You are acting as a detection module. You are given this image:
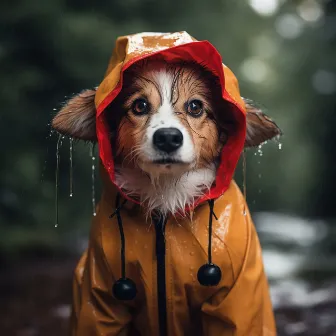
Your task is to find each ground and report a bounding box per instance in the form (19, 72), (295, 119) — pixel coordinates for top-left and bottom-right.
(1, 257), (335, 336)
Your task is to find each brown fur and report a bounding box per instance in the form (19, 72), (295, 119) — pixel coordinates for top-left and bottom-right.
(52, 89), (96, 141)
(244, 99), (282, 147)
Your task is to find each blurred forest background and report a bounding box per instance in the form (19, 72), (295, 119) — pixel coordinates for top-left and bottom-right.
(0, 0), (335, 335)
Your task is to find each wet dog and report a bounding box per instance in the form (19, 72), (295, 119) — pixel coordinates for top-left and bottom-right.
(52, 33), (281, 335)
(52, 59), (280, 216)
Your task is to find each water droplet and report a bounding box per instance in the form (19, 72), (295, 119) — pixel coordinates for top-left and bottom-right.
(189, 266), (194, 271)
(258, 173), (262, 178)
(69, 138), (74, 198)
(278, 143), (282, 150)
(190, 251), (195, 256)
(90, 143), (96, 216)
(258, 189), (262, 194)
(55, 134), (62, 228)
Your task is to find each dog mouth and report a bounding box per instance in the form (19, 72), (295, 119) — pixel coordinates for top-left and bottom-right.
(139, 157), (193, 173)
(152, 158), (185, 165)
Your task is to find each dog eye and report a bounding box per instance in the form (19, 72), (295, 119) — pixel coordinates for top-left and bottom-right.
(131, 98), (149, 115)
(186, 100), (204, 117)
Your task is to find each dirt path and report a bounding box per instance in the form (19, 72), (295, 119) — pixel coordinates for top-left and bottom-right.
(0, 258), (76, 336)
(1, 258), (335, 335)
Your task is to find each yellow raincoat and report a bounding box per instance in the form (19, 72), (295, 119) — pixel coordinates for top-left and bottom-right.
(70, 32), (276, 336)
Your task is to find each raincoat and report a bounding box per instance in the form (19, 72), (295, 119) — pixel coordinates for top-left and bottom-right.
(70, 32), (276, 336)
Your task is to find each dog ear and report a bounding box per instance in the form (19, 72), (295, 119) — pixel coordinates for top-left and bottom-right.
(52, 88), (97, 141)
(243, 98), (282, 147)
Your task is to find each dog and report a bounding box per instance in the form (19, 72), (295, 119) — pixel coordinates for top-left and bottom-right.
(53, 58), (279, 216)
(52, 32), (280, 336)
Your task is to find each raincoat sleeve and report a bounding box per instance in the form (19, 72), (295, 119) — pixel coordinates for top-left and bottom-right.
(70, 218), (132, 336)
(201, 214), (276, 335)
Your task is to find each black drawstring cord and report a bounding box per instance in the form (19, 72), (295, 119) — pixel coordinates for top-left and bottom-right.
(207, 199), (215, 264)
(110, 193), (137, 300)
(197, 198), (222, 286)
(109, 193), (127, 219)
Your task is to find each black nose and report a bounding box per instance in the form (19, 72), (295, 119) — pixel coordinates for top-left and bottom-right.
(153, 128), (183, 153)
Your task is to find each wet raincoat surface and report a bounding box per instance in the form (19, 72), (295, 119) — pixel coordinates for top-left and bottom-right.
(71, 32), (276, 335)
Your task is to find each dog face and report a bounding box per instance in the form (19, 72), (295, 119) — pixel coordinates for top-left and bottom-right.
(106, 60), (229, 177)
(52, 59), (281, 214)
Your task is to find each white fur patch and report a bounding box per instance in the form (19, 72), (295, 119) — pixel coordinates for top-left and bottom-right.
(140, 70), (195, 163)
(115, 165), (216, 216)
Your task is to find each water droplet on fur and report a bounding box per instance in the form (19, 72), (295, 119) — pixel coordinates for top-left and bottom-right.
(90, 143), (96, 216)
(189, 266), (194, 271)
(190, 251), (195, 256)
(55, 134), (63, 228)
(69, 138), (74, 197)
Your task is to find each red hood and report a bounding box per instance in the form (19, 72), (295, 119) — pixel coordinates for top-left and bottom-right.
(94, 32), (246, 211)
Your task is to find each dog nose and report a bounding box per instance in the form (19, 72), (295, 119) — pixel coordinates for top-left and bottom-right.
(153, 128), (183, 153)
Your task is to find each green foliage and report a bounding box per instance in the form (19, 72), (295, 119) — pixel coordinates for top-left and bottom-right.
(0, 0), (335, 254)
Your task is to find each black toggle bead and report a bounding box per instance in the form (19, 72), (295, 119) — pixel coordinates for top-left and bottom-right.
(197, 263), (222, 286)
(112, 278), (137, 300)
